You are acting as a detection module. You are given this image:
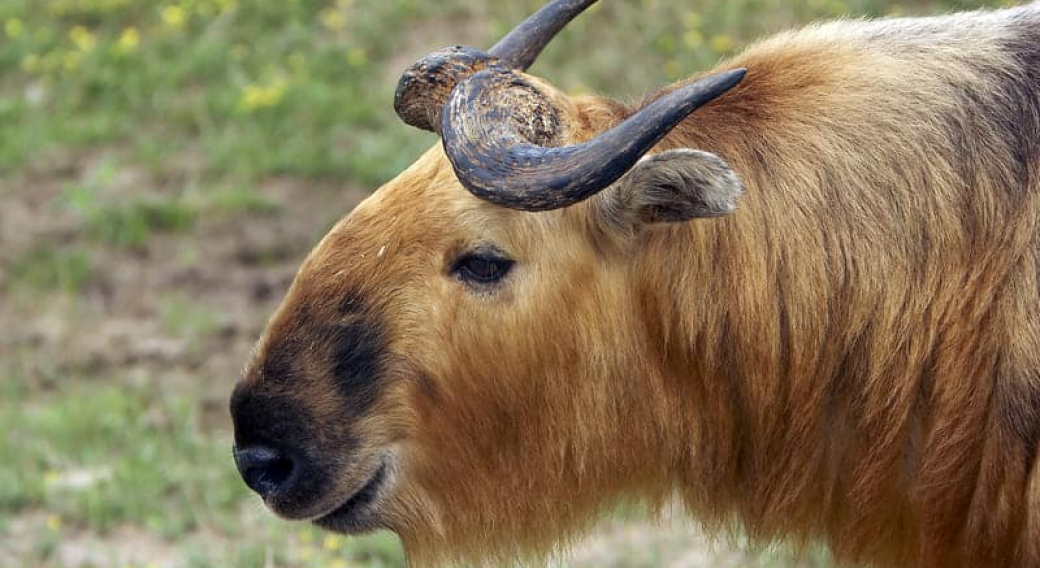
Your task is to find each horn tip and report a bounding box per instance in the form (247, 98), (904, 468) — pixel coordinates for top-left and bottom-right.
(720, 67), (748, 88)
(694, 67), (747, 102)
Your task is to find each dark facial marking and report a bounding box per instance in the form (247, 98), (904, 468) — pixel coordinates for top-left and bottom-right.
(229, 289), (388, 515)
(230, 383), (318, 454)
(232, 289), (389, 448)
(330, 309), (388, 417)
(309, 288), (389, 418)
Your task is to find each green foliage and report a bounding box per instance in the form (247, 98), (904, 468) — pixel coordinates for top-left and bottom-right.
(59, 159), (198, 249)
(7, 245), (94, 293)
(0, 373), (409, 566)
(1, 0), (1013, 188)
(160, 294), (221, 337)
(0, 379), (243, 535)
(206, 186), (282, 215)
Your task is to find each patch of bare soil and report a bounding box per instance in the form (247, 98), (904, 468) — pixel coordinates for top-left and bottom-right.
(0, 149), (370, 428)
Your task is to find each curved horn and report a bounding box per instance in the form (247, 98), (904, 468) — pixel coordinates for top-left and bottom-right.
(394, 0), (599, 132)
(394, 46), (502, 132)
(489, 0), (600, 71)
(441, 68), (747, 211)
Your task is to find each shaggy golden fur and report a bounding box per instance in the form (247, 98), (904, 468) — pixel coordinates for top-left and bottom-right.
(231, 4), (1040, 567)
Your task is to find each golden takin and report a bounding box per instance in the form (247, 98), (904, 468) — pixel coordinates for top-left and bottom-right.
(230, 1), (1040, 566)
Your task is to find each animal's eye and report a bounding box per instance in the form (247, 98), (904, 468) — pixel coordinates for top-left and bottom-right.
(452, 253), (514, 285)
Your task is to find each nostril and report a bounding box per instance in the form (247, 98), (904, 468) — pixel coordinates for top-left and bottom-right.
(244, 456), (294, 496)
(234, 446), (295, 498)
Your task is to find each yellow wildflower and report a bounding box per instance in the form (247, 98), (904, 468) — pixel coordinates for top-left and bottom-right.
(329, 559), (348, 568)
(46, 515), (62, 531)
(161, 5), (188, 28)
(346, 47), (367, 67)
(320, 8), (347, 31)
(682, 11), (702, 29)
(4, 18), (23, 39)
(683, 30), (703, 49)
(63, 51), (82, 70)
(239, 79), (288, 111)
(115, 27), (140, 54)
(710, 34), (734, 54)
(323, 534), (344, 550)
(69, 26), (97, 52)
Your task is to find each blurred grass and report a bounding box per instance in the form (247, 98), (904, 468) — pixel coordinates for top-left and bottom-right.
(0, 0), (1019, 566)
(0, 0), (1013, 187)
(0, 372), (407, 568)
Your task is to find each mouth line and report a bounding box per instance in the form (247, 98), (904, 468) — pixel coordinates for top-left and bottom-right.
(315, 461), (389, 527)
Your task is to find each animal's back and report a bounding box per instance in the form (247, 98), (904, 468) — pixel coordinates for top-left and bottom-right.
(647, 4), (1040, 567)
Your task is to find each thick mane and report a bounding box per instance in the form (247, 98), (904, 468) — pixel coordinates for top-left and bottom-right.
(615, 5), (1040, 567)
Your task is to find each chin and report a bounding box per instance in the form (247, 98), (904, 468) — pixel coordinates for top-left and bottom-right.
(312, 458), (397, 534)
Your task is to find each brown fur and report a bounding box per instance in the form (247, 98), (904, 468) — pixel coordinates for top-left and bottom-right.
(232, 4), (1040, 567)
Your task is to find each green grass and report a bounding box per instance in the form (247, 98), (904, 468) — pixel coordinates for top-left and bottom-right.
(205, 185), (283, 216)
(0, 0), (1013, 188)
(0, 373), (406, 568)
(6, 245), (95, 294)
(0, 377), (239, 535)
(63, 190), (199, 250)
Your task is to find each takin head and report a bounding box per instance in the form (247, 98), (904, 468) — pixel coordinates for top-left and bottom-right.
(230, 0), (745, 563)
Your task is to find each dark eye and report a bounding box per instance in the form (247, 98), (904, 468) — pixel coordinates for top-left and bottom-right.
(452, 253), (514, 284)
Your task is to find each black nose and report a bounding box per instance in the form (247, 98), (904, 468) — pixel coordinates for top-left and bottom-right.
(233, 445), (295, 498)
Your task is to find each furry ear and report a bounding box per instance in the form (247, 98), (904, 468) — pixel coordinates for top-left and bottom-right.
(595, 148), (744, 227)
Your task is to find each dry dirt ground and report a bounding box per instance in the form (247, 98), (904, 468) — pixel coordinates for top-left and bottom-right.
(1, 148), (362, 426)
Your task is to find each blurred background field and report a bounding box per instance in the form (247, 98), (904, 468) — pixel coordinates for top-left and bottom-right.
(0, 0), (1019, 566)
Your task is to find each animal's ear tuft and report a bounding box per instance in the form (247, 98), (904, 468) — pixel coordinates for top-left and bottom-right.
(597, 148), (745, 227)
